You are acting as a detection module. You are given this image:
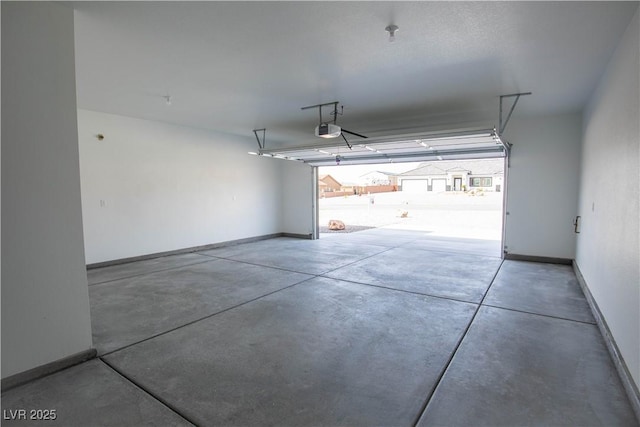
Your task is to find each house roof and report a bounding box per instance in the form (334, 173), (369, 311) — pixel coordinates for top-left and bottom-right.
(400, 159), (504, 177)
(399, 164), (447, 176)
(458, 159), (504, 175)
(319, 174), (342, 187)
(445, 166), (471, 172)
(359, 171), (396, 178)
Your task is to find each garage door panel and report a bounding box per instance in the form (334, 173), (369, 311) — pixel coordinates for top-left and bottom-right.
(402, 180), (428, 193)
(432, 179), (446, 192)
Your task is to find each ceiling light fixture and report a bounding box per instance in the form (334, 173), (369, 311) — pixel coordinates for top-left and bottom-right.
(385, 24), (399, 42)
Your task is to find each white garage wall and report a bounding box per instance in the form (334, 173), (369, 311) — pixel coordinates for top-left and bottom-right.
(2, 2), (93, 378)
(78, 110), (282, 264)
(576, 8), (639, 389)
(503, 113), (582, 259)
(279, 161), (314, 237)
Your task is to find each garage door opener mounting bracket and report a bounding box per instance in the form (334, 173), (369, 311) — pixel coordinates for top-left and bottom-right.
(252, 128), (266, 150)
(499, 92), (532, 136)
(499, 92), (531, 166)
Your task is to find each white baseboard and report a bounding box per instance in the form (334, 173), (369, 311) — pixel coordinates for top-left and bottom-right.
(573, 261), (640, 423)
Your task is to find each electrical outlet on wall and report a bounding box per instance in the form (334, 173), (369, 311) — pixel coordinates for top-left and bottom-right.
(100, 199), (106, 208)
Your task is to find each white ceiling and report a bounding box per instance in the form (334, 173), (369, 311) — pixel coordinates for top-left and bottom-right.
(72, 1), (638, 147)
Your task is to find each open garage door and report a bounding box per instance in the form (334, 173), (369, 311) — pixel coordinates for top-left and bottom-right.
(317, 157), (506, 257)
(257, 128), (509, 166)
(258, 126), (511, 256)
(253, 94), (528, 254)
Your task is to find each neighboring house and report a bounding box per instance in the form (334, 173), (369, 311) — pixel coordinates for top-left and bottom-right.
(340, 182), (358, 193)
(399, 159), (504, 192)
(318, 174), (342, 193)
(358, 171), (399, 187)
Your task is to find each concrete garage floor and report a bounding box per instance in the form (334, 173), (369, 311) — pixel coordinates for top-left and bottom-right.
(2, 230), (637, 426)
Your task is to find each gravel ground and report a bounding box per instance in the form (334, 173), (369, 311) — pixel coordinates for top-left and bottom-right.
(319, 191), (504, 239)
(318, 225), (376, 234)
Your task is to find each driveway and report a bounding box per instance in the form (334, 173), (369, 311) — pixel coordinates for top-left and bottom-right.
(319, 191), (504, 257)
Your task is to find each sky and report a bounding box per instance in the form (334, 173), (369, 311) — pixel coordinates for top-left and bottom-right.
(319, 162), (422, 185)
